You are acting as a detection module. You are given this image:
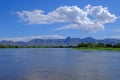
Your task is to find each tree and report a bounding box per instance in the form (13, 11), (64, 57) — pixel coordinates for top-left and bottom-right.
(95, 42), (105, 47)
(87, 42), (94, 47)
(105, 44), (112, 48)
(0, 45), (4, 48)
(77, 42), (88, 47)
(113, 43), (120, 48)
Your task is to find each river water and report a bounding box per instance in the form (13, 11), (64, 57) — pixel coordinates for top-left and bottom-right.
(0, 48), (120, 80)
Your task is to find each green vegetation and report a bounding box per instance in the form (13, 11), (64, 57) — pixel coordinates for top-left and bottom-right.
(0, 45), (75, 48)
(0, 42), (120, 51)
(75, 47), (120, 50)
(75, 42), (120, 50)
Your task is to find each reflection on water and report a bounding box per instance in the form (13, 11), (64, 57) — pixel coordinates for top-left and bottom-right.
(0, 48), (120, 80)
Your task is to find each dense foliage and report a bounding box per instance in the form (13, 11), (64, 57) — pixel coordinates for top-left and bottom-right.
(0, 42), (120, 48)
(77, 42), (120, 48)
(0, 45), (74, 48)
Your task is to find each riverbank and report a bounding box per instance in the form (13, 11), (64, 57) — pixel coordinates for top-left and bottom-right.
(74, 47), (120, 51)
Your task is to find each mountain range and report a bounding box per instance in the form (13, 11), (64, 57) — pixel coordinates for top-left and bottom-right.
(0, 37), (120, 46)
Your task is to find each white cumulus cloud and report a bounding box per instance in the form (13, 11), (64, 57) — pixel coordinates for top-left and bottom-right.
(16, 5), (118, 32)
(0, 35), (65, 42)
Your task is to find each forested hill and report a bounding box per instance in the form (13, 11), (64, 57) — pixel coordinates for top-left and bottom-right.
(0, 37), (120, 46)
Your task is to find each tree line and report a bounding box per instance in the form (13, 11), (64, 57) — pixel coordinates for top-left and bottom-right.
(0, 42), (120, 48)
(0, 45), (74, 48)
(77, 42), (120, 48)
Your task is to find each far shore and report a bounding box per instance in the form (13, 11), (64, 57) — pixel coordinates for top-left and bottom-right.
(0, 47), (120, 51)
(74, 47), (120, 51)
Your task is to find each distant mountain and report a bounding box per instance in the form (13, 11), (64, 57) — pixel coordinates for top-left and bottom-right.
(0, 37), (120, 46)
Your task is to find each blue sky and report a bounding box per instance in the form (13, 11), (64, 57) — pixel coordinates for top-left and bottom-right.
(0, 0), (120, 41)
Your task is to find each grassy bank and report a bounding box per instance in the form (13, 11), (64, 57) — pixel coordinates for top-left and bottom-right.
(74, 47), (120, 51)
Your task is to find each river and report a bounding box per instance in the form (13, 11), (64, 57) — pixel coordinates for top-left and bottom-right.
(0, 48), (120, 80)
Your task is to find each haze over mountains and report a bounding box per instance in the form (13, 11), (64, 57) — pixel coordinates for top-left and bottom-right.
(0, 37), (120, 46)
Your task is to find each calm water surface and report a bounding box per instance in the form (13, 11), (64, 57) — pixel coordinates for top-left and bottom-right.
(0, 48), (120, 80)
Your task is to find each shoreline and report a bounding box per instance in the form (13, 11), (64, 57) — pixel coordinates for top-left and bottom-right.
(0, 47), (120, 51)
(74, 47), (120, 51)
